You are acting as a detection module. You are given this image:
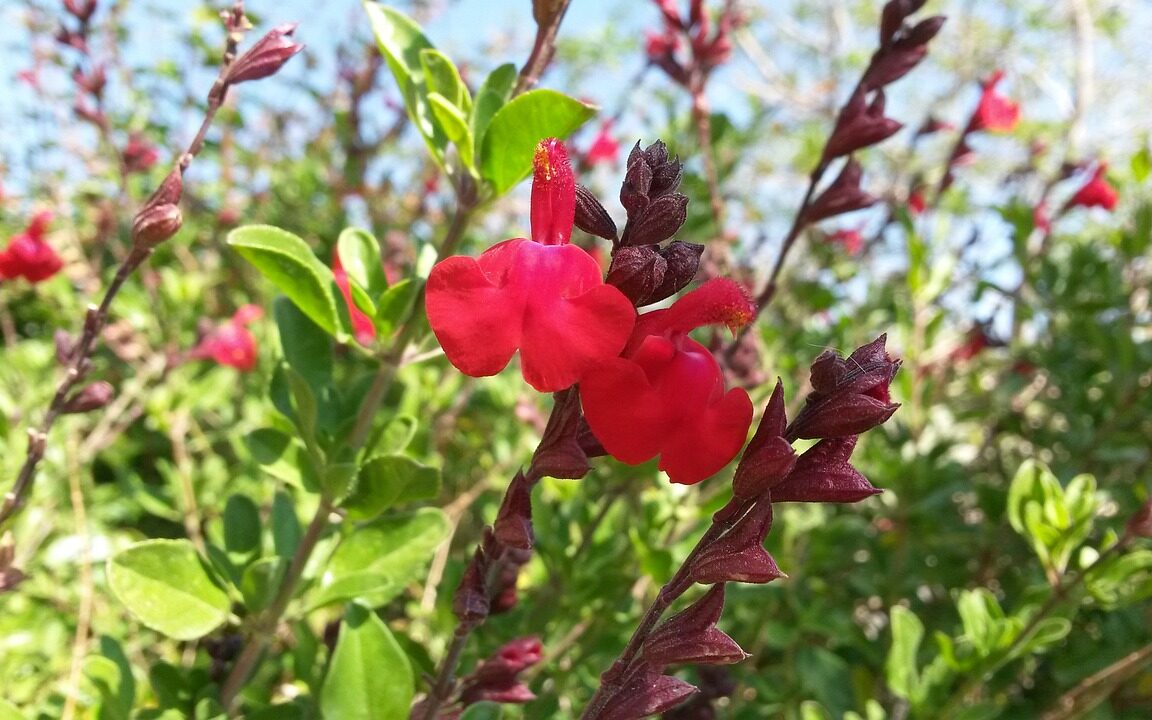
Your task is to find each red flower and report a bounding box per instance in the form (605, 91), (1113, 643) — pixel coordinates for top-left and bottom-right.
(584, 120), (620, 167)
(193, 305), (263, 371)
(970, 70), (1019, 133)
(827, 228), (863, 255)
(425, 139), (635, 393)
(332, 250), (376, 345)
(908, 189), (926, 215)
(0, 211), (63, 283)
(122, 133), (159, 174)
(1033, 202), (1051, 234)
(580, 278), (755, 485)
(1066, 162), (1118, 212)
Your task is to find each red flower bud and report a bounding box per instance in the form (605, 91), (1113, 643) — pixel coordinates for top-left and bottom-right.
(805, 159), (877, 224)
(0, 212), (63, 283)
(493, 471), (535, 550)
(1065, 162), (1118, 212)
(574, 184), (618, 240)
(642, 585), (748, 668)
(61, 381), (114, 414)
(970, 70), (1020, 133)
(770, 436), (881, 503)
(689, 501), (784, 584)
(531, 388), (590, 480)
(733, 381), (797, 498)
(598, 672), (698, 720)
(131, 203), (183, 250)
(824, 89), (903, 160)
(453, 545), (491, 625)
(1126, 500), (1152, 540)
(225, 23), (304, 86)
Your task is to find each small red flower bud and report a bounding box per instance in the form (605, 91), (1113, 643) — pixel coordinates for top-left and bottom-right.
(1065, 162), (1118, 212)
(493, 471), (535, 550)
(574, 184), (618, 240)
(453, 545), (491, 625)
(805, 159), (877, 224)
(642, 585), (748, 669)
(61, 381), (115, 415)
(225, 23), (304, 86)
(1126, 500), (1152, 540)
(770, 436), (881, 503)
(191, 306), (262, 371)
(598, 672), (698, 720)
(733, 381), (797, 498)
(131, 203), (183, 249)
(122, 133), (159, 174)
(63, 0), (97, 22)
(689, 501), (784, 584)
(531, 388), (590, 479)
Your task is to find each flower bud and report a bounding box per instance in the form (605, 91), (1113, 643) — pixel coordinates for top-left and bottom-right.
(493, 471), (534, 550)
(531, 388), (590, 479)
(131, 203), (183, 250)
(453, 544), (490, 625)
(733, 381), (797, 498)
(606, 241), (703, 307)
(824, 89), (903, 160)
(598, 672), (698, 720)
(805, 159), (878, 223)
(574, 184), (618, 240)
(61, 381), (114, 414)
(690, 501), (784, 585)
(225, 23), (304, 86)
(770, 436), (881, 503)
(64, 0), (98, 22)
(1126, 499), (1152, 540)
(642, 585), (748, 669)
(619, 193), (688, 247)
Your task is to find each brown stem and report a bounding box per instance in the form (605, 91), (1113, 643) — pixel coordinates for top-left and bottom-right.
(0, 1), (250, 533)
(219, 497), (334, 714)
(60, 438), (94, 720)
(753, 162), (827, 315)
(513, 0), (573, 96)
(1041, 641), (1152, 720)
(691, 90), (724, 231)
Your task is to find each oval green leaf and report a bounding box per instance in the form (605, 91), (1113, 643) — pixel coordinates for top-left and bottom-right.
(227, 225), (341, 338)
(108, 539), (231, 640)
(320, 603), (414, 719)
(480, 89), (596, 195)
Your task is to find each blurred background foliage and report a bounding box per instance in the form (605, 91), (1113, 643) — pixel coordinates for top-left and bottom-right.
(0, 0), (1149, 718)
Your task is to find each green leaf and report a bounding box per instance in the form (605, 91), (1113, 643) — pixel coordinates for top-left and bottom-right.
(284, 367), (320, 451)
(312, 508), (450, 608)
(321, 603), (414, 719)
(108, 540), (231, 640)
(0, 700), (27, 720)
(1132, 145), (1151, 183)
(420, 49), (470, 112)
(228, 226), (342, 338)
(241, 557), (287, 613)
(336, 228), (387, 297)
(886, 605), (924, 702)
(223, 494), (262, 556)
(83, 655), (132, 720)
(374, 278), (421, 336)
(343, 455), (442, 520)
(471, 63), (517, 155)
(274, 296), (333, 391)
(364, 2), (446, 166)
(272, 491), (302, 558)
(429, 92), (476, 172)
(480, 89), (596, 195)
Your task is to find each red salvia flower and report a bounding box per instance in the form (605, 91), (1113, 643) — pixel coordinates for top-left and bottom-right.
(332, 250), (376, 345)
(1066, 162), (1118, 212)
(121, 133), (159, 174)
(827, 227), (864, 255)
(0, 211), (63, 283)
(908, 188), (926, 215)
(193, 305), (263, 372)
(584, 120), (621, 167)
(580, 278), (755, 485)
(425, 139), (635, 393)
(970, 70), (1020, 133)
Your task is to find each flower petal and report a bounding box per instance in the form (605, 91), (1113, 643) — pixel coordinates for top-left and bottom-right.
(425, 248), (525, 378)
(659, 385), (753, 484)
(579, 356), (670, 464)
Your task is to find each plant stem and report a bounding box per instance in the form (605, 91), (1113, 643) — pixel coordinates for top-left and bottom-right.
(0, 1), (249, 533)
(514, 0), (573, 95)
(219, 497), (334, 713)
(1041, 641), (1152, 720)
(940, 538), (1130, 717)
(580, 496), (756, 719)
(691, 91), (725, 232)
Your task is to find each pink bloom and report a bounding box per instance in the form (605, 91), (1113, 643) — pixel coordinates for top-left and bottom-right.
(0, 211), (63, 283)
(970, 70), (1020, 133)
(827, 228), (864, 255)
(425, 139), (635, 393)
(645, 26), (680, 61)
(193, 305), (263, 371)
(122, 133), (159, 174)
(580, 278), (755, 485)
(584, 120), (620, 167)
(1066, 162), (1118, 212)
(332, 250), (377, 344)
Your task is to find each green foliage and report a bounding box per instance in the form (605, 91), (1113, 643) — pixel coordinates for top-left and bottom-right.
(107, 540), (232, 640)
(320, 603), (414, 719)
